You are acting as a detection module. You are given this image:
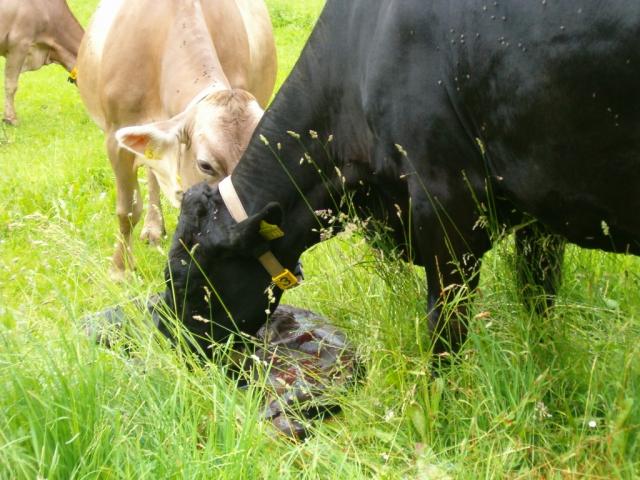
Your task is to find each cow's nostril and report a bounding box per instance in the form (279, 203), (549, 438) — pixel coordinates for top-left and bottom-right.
(197, 159), (216, 175)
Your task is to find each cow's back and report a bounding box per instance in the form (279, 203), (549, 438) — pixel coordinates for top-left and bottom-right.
(77, 0), (169, 130)
(77, 0), (275, 132)
(339, 0), (640, 251)
(232, 0), (277, 106)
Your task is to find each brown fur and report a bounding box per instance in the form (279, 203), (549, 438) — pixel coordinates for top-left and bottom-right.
(0, 0), (83, 124)
(76, 0), (276, 278)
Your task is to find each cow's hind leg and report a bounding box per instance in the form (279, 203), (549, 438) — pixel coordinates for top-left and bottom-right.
(3, 43), (29, 125)
(140, 168), (166, 245)
(106, 133), (143, 279)
(514, 222), (565, 315)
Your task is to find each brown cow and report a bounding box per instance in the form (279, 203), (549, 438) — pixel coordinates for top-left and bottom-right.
(0, 0), (83, 125)
(76, 0), (277, 279)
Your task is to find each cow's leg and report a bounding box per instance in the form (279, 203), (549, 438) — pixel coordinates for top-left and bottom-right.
(411, 180), (491, 355)
(140, 168), (166, 245)
(514, 223), (565, 315)
(423, 240), (485, 355)
(106, 133), (143, 279)
(3, 43), (29, 125)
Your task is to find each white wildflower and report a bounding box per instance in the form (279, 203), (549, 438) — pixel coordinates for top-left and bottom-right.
(534, 401), (552, 420)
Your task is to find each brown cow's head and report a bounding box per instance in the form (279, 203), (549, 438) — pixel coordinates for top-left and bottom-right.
(116, 89), (263, 207)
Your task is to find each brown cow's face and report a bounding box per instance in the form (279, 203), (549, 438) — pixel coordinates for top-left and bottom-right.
(116, 90), (263, 207)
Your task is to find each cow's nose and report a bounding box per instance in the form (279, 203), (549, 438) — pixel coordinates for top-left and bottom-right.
(197, 159), (216, 176)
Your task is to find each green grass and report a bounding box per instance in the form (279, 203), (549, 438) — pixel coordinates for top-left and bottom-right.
(1, 0), (639, 478)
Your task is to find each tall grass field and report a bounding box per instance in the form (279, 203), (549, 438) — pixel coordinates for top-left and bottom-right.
(1, 1), (639, 478)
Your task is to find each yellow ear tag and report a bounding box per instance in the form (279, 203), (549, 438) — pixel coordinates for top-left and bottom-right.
(259, 221), (285, 240)
(68, 67), (78, 84)
(144, 146), (156, 160)
(273, 269), (299, 290)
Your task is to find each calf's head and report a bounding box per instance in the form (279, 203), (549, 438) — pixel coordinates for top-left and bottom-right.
(161, 182), (293, 353)
(116, 89), (263, 207)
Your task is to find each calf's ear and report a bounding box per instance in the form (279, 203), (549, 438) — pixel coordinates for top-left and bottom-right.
(116, 113), (186, 159)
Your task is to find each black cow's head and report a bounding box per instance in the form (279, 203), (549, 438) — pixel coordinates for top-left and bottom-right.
(160, 182), (288, 354)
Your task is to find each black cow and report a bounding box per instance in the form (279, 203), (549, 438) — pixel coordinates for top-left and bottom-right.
(161, 0), (640, 355)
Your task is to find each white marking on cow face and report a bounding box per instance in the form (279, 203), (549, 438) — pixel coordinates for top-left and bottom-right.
(115, 89), (263, 208)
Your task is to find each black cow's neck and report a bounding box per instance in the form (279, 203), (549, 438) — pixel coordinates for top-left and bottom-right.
(229, 22), (350, 246)
(231, 1), (358, 214)
(227, 1), (382, 270)
(230, 80), (334, 268)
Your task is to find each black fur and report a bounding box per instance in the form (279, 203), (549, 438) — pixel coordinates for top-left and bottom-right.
(164, 0), (640, 356)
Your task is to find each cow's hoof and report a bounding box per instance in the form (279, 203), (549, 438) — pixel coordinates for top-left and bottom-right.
(3, 117), (18, 126)
(140, 225), (165, 245)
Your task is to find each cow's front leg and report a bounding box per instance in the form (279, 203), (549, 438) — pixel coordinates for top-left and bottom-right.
(3, 43), (29, 125)
(425, 247), (482, 355)
(514, 222), (565, 315)
(140, 167), (166, 245)
(410, 179), (490, 355)
(106, 134), (143, 279)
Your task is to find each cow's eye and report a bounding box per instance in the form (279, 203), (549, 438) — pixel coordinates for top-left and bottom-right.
(197, 159), (217, 176)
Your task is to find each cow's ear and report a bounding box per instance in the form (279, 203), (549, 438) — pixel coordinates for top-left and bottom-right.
(255, 202), (284, 228)
(116, 115), (184, 159)
(228, 202), (284, 255)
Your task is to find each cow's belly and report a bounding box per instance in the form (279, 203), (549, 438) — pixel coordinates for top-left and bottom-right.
(517, 176), (639, 254)
(491, 140), (640, 254)
(480, 79), (640, 252)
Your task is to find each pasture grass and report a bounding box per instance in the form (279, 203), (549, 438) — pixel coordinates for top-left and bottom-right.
(1, 0), (639, 478)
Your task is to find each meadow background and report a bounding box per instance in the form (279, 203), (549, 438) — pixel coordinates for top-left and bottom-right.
(1, 0), (639, 478)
